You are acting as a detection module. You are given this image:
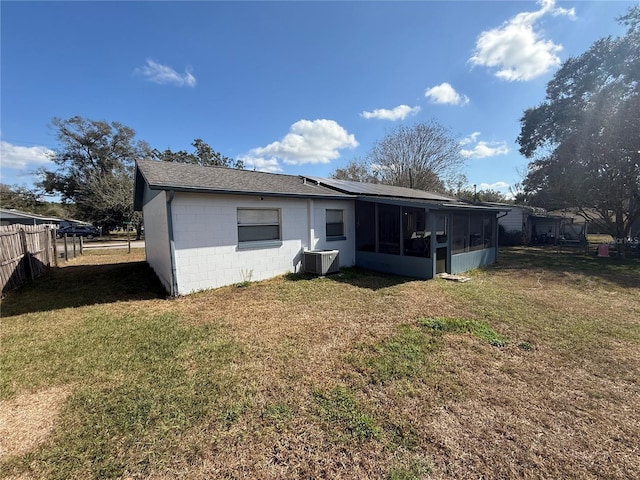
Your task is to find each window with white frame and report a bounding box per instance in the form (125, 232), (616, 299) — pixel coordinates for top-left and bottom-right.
(237, 208), (281, 244)
(326, 209), (345, 240)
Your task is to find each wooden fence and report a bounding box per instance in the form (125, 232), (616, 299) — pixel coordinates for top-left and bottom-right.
(0, 225), (57, 293)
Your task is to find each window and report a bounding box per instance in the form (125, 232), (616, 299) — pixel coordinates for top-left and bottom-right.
(483, 215), (495, 248)
(436, 214), (448, 243)
(378, 204), (400, 254)
(469, 214), (484, 251)
(326, 209), (345, 240)
(450, 213), (496, 253)
(237, 208), (281, 245)
(403, 207), (428, 257)
(356, 201), (376, 252)
(451, 213), (468, 254)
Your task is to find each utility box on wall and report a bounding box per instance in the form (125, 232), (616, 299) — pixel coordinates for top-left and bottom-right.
(303, 250), (340, 275)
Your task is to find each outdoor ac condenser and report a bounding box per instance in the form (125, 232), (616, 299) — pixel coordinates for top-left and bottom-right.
(303, 250), (340, 275)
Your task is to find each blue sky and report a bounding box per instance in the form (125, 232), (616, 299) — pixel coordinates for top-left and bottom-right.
(1, 0), (635, 199)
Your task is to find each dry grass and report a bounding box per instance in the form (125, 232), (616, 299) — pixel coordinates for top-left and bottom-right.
(0, 247), (638, 479)
(0, 386), (72, 459)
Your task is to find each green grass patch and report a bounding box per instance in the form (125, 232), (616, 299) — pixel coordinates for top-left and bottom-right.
(1, 311), (237, 398)
(261, 402), (293, 423)
(418, 317), (507, 347)
(1, 257), (166, 317)
(349, 324), (440, 384)
(387, 456), (434, 480)
(313, 386), (382, 442)
(0, 311), (240, 479)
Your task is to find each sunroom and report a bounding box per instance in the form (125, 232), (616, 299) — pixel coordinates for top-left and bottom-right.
(354, 198), (501, 280)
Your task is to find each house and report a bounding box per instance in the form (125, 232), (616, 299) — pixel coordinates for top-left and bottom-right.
(484, 203), (563, 245)
(134, 160), (505, 295)
(0, 208), (62, 227)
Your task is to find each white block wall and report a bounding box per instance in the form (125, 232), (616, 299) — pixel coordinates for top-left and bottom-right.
(168, 193), (356, 295)
(142, 190), (173, 293)
(310, 199), (356, 266)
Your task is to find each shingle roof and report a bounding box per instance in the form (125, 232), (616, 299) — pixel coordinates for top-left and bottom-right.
(135, 160), (353, 198)
(135, 160), (505, 213)
(303, 176), (457, 202)
(0, 208), (62, 223)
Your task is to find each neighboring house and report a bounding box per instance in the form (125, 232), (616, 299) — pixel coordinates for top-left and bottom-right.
(0, 208), (62, 227)
(134, 160), (505, 295)
(484, 203), (563, 245)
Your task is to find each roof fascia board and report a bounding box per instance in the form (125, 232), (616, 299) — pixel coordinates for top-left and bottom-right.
(355, 196), (442, 209)
(144, 184), (356, 200)
(0, 209), (62, 222)
(355, 196), (506, 212)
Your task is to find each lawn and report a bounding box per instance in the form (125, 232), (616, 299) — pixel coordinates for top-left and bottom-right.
(1, 247), (639, 479)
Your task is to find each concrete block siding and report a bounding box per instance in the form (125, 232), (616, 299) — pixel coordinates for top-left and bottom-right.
(142, 190), (172, 293)
(169, 193), (355, 294)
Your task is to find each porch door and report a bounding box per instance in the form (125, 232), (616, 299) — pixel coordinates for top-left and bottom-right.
(433, 213), (449, 275)
(436, 247), (447, 274)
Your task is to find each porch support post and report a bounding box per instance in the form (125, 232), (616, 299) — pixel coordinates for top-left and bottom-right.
(429, 211), (437, 279)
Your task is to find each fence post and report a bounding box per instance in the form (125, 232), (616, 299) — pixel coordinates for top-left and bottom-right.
(44, 226), (51, 266)
(19, 228), (35, 282)
(52, 229), (58, 266)
(64, 234), (69, 261)
(73, 235), (77, 257)
(79, 235), (83, 255)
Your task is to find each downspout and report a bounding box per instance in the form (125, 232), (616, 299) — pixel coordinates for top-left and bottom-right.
(307, 199), (315, 251)
(166, 189), (179, 296)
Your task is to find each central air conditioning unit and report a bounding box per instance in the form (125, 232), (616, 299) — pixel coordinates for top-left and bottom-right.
(303, 250), (340, 275)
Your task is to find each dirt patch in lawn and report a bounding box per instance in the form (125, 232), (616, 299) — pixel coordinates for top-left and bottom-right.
(0, 385), (72, 459)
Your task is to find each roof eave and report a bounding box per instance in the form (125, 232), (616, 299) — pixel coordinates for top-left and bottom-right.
(144, 183), (356, 200)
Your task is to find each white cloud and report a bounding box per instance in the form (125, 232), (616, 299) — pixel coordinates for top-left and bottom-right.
(479, 181), (510, 190)
(424, 83), (469, 106)
(243, 119), (358, 169)
(361, 104), (421, 120)
(134, 59), (196, 87)
(461, 141), (509, 159)
(460, 132), (481, 146)
(469, 0), (575, 81)
(459, 133), (509, 159)
(0, 141), (55, 169)
(239, 157), (282, 173)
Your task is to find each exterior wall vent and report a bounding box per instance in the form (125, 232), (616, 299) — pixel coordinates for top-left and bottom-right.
(303, 249), (339, 275)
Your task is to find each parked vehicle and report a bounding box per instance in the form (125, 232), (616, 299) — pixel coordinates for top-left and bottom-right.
(56, 225), (100, 239)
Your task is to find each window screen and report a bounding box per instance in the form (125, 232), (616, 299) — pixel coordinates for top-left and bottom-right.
(237, 208), (280, 243)
(326, 209), (344, 238)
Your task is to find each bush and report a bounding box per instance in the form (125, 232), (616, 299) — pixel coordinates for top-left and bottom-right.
(498, 225), (525, 246)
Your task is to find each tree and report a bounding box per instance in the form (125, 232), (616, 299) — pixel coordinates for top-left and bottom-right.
(332, 121), (465, 193)
(1, 183), (74, 218)
(456, 187), (510, 204)
(152, 138), (244, 169)
(39, 116), (151, 233)
(331, 157), (379, 183)
(517, 6), (640, 240)
(1, 184), (41, 211)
